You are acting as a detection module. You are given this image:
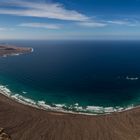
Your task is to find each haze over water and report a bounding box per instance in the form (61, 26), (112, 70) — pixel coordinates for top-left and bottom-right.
(0, 40), (140, 114)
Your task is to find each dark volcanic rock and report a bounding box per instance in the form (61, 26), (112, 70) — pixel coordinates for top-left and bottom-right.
(0, 128), (11, 140)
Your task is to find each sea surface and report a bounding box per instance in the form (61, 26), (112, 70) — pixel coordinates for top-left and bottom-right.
(0, 40), (140, 114)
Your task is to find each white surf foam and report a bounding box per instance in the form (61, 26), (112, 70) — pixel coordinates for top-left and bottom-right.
(22, 91), (27, 94)
(31, 48), (34, 52)
(0, 84), (137, 115)
(126, 76), (139, 81)
(11, 53), (20, 56)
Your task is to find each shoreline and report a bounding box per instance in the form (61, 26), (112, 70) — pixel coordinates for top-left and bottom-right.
(0, 84), (138, 116)
(0, 44), (138, 116)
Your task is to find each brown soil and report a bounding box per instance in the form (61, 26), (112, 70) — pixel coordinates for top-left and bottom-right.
(0, 94), (140, 140)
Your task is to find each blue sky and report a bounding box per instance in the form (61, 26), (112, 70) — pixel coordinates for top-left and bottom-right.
(0, 0), (140, 40)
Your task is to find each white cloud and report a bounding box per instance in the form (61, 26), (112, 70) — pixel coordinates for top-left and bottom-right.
(107, 20), (137, 26)
(19, 22), (60, 29)
(107, 20), (129, 25)
(78, 21), (107, 27)
(0, 0), (89, 21)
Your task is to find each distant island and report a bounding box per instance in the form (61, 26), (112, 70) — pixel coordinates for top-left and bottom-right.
(0, 45), (33, 57)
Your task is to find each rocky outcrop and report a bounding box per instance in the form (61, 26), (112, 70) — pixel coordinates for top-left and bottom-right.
(0, 45), (32, 57)
(0, 128), (11, 140)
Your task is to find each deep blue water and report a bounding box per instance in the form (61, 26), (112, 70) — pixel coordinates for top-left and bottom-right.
(0, 40), (140, 113)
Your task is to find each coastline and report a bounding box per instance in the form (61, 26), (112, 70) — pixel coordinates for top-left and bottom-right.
(0, 44), (138, 115)
(0, 90), (140, 140)
(0, 44), (33, 57)
(0, 84), (135, 116)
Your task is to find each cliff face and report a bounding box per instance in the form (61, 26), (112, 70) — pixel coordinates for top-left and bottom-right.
(0, 128), (11, 140)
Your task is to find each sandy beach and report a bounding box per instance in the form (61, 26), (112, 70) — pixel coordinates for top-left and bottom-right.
(0, 93), (140, 140)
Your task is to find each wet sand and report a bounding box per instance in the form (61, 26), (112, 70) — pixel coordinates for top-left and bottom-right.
(0, 93), (140, 140)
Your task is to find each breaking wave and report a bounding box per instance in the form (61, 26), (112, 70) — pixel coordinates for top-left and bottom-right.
(0, 84), (135, 115)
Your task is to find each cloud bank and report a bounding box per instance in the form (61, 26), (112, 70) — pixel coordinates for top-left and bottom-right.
(0, 0), (89, 21)
(107, 20), (138, 26)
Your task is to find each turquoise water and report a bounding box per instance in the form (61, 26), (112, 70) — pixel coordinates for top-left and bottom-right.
(0, 40), (140, 114)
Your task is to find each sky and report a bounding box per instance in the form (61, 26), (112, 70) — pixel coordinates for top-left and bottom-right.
(0, 0), (140, 40)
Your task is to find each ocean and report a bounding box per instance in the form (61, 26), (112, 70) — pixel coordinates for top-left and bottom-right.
(0, 40), (140, 114)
